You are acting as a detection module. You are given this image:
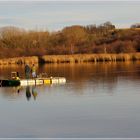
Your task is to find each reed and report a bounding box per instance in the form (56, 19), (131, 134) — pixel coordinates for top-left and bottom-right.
(1, 53), (140, 65)
(39, 53), (140, 63)
(0, 56), (38, 65)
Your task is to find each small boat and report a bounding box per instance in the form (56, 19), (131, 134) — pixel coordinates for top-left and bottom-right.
(0, 79), (20, 87)
(0, 72), (66, 87)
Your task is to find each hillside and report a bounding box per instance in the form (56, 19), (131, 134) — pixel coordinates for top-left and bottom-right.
(0, 22), (140, 58)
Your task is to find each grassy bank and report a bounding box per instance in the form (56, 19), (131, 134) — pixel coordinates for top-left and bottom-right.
(1, 53), (140, 65)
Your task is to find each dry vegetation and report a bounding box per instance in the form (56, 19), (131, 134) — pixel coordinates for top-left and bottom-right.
(39, 53), (140, 63)
(0, 22), (140, 59)
(0, 56), (38, 65)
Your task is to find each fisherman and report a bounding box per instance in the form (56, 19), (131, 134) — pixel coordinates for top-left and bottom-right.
(31, 64), (37, 78)
(25, 64), (30, 79)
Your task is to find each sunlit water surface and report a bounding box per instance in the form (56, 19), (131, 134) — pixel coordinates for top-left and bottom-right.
(0, 62), (140, 138)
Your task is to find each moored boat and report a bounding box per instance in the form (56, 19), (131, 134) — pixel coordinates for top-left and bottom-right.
(0, 72), (66, 87)
(0, 79), (20, 87)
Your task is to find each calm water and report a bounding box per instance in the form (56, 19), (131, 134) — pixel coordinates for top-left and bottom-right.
(0, 62), (140, 138)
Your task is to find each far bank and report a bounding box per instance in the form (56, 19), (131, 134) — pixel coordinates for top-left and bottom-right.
(0, 53), (140, 65)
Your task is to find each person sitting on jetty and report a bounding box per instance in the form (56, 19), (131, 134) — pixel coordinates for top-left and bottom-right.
(25, 64), (30, 79)
(11, 71), (20, 80)
(31, 64), (37, 78)
(16, 72), (20, 80)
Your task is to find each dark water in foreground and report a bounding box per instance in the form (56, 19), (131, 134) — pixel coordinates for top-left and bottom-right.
(0, 62), (140, 138)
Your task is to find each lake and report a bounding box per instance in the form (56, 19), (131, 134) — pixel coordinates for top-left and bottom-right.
(0, 62), (140, 138)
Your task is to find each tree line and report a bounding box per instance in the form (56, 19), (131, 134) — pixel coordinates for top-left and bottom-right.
(0, 22), (140, 58)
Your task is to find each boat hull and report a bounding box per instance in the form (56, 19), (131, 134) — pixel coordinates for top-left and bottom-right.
(0, 80), (20, 87)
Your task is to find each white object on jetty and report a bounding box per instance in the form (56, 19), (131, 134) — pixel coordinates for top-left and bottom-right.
(20, 79), (43, 86)
(51, 77), (66, 84)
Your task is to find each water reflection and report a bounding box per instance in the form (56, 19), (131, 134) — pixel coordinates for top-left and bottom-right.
(22, 86), (38, 101)
(0, 85), (39, 101)
(0, 62), (140, 99)
(32, 86), (38, 100)
(26, 86), (38, 101)
(26, 86), (31, 101)
(13, 86), (21, 94)
(0, 62), (140, 137)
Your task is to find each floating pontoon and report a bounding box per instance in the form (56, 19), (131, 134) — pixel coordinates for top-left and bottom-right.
(20, 77), (66, 86)
(0, 72), (66, 87)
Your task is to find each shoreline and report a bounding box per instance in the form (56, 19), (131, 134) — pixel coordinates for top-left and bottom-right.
(0, 53), (140, 65)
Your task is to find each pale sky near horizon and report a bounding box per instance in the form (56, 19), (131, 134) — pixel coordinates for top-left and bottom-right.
(0, 1), (140, 31)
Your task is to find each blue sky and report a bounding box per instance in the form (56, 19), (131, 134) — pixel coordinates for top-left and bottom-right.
(0, 1), (140, 31)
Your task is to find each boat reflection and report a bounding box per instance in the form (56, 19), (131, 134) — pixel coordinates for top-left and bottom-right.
(6, 85), (38, 101)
